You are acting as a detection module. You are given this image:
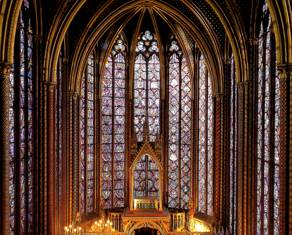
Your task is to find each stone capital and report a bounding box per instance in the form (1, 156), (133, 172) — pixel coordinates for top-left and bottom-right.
(249, 38), (258, 46)
(277, 64), (292, 81)
(214, 92), (224, 99)
(34, 34), (42, 43)
(0, 63), (12, 78)
(224, 57), (231, 65)
(69, 90), (79, 100)
(277, 63), (292, 74)
(48, 82), (57, 92)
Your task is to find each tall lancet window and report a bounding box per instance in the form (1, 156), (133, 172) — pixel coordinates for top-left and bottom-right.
(80, 53), (96, 213)
(9, 0), (34, 232)
(167, 37), (192, 209)
(256, 3), (279, 234)
(134, 30), (160, 142)
(229, 56), (238, 233)
(197, 54), (213, 215)
(101, 37), (126, 209)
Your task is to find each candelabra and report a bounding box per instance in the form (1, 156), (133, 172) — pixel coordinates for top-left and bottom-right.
(91, 218), (114, 232)
(64, 224), (82, 234)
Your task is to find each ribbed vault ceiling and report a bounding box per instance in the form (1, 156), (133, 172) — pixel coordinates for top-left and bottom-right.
(38, 0), (258, 94)
(67, 0), (226, 57)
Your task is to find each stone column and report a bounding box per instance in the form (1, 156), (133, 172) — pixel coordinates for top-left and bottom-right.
(221, 60), (231, 228)
(72, 92), (79, 222)
(277, 64), (292, 234)
(236, 82), (244, 235)
(0, 63), (12, 235)
(65, 91), (79, 225)
(47, 82), (57, 235)
(213, 93), (223, 222)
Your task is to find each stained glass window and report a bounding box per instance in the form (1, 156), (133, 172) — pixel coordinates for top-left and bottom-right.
(9, 0), (34, 232)
(167, 37), (192, 209)
(229, 56), (237, 233)
(256, 3), (279, 234)
(134, 155), (159, 198)
(101, 37), (126, 209)
(197, 54), (213, 215)
(134, 30), (160, 142)
(80, 53), (96, 213)
(9, 69), (15, 234)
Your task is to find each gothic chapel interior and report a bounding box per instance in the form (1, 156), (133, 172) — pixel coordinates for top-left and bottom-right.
(0, 0), (291, 234)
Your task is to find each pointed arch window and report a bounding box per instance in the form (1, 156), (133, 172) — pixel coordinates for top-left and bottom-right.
(229, 56), (238, 233)
(197, 54), (213, 215)
(101, 37), (126, 209)
(9, 0), (34, 232)
(134, 30), (160, 142)
(167, 37), (192, 209)
(256, 3), (279, 234)
(80, 52), (96, 213)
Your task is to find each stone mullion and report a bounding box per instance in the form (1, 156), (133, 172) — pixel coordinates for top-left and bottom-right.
(268, 34), (276, 235)
(13, 25), (22, 234)
(97, 96), (102, 215)
(161, 50), (166, 208)
(47, 82), (57, 235)
(289, 68), (292, 234)
(41, 80), (49, 234)
(192, 49), (200, 212)
(125, 54), (130, 209)
(61, 57), (69, 230)
(94, 52), (100, 213)
(278, 64), (291, 234)
(72, 92), (80, 222)
(161, 99), (167, 206)
(67, 91), (74, 224)
(237, 82), (245, 235)
(243, 81), (252, 235)
(213, 94), (223, 222)
(248, 40), (258, 235)
(163, 52), (169, 208)
(36, 79), (42, 234)
(222, 61), (231, 228)
(0, 63), (12, 235)
(127, 97), (134, 207)
(237, 79), (254, 235)
(32, 34), (42, 235)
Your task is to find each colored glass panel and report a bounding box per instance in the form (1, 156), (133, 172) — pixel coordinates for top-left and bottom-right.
(167, 38), (191, 209)
(257, 4), (279, 234)
(101, 37), (126, 208)
(134, 155), (159, 198)
(198, 55), (213, 215)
